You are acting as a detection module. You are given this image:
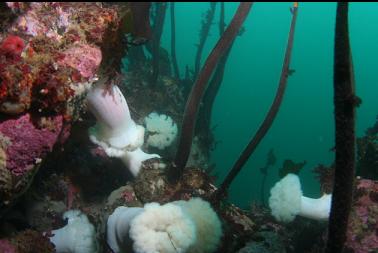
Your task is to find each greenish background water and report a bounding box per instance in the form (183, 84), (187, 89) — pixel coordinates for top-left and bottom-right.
(159, 2), (378, 208)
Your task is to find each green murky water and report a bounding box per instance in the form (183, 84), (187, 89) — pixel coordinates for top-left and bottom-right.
(160, 2), (378, 207)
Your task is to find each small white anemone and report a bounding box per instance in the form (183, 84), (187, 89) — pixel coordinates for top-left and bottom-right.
(49, 210), (98, 253)
(144, 112), (178, 150)
(268, 173), (332, 223)
(87, 82), (145, 157)
(106, 198), (222, 253)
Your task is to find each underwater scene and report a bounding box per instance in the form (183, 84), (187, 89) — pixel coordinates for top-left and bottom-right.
(0, 2), (377, 253)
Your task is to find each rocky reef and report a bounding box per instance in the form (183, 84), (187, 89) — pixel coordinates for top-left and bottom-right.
(345, 178), (378, 253)
(0, 3), (377, 253)
(0, 2), (128, 211)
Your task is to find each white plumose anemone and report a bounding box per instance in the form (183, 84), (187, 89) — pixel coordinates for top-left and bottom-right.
(86, 82), (159, 176)
(269, 173), (332, 223)
(107, 203), (196, 253)
(87, 82), (145, 157)
(106, 198), (223, 253)
(49, 210), (98, 253)
(129, 202), (196, 253)
(144, 112), (178, 150)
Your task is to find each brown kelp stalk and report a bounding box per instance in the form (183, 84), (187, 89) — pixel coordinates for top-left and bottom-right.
(193, 3), (217, 78)
(215, 3), (299, 201)
(219, 2), (226, 33)
(171, 3), (253, 181)
(325, 3), (357, 253)
(151, 2), (167, 85)
(124, 3), (151, 72)
(127, 46), (147, 72)
(170, 2), (180, 79)
(129, 2), (152, 44)
(260, 169), (268, 205)
(196, 2), (233, 148)
(259, 148), (276, 205)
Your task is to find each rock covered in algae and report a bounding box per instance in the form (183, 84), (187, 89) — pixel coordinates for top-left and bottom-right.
(132, 159), (218, 204)
(0, 114), (63, 176)
(0, 2), (128, 115)
(133, 160), (172, 203)
(305, 177), (378, 252)
(0, 229), (55, 253)
(0, 2), (131, 209)
(0, 114), (64, 207)
(0, 147), (12, 203)
(237, 231), (287, 253)
(345, 178), (378, 253)
(0, 239), (17, 253)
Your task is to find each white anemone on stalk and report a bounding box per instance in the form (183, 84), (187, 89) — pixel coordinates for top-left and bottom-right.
(87, 81), (145, 157)
(86, 81), (160, 176)
(269, 173), (332, 223)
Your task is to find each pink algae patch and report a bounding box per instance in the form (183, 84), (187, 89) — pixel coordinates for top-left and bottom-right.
(0, 239), (17, 253)
(58, 43), (102, 79)
(0, 114), (63, 176)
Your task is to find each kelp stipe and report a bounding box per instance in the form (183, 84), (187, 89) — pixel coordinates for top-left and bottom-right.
(193, 3), (217, 79)
(170, 3), (253, 182)
(214, 2), (299, 202)
(325, 3), (358, 253)
(170, 2), (180, 79)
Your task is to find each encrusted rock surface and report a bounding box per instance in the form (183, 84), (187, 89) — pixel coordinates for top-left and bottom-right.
(0, 2), (129, 209)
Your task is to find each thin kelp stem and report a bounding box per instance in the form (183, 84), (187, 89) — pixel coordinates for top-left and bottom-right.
(151, 2), (167, 86)
(219, 2), (225, 33)
(194, 3), (217, 78)
(171, 3), (253, 181)
(325, 3), (356, 253)
(127, 46), (147, 72)
(215, 3), (299, 201)
(170, 2), (180, 79)
(129, 3), (152, 43)
(260, 174), (267, 205)
(197, 2), (232, 148)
